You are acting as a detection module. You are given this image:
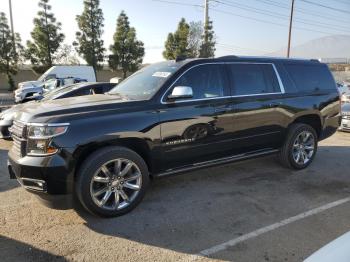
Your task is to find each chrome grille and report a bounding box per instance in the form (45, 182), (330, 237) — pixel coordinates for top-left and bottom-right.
(10, 120), (27, 138)
(10, 120), (27, 158)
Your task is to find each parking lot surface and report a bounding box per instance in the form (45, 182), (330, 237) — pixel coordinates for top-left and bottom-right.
(1, 132), (350, 262)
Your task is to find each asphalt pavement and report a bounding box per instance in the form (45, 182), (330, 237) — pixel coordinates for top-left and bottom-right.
(1, 132), (350, 262)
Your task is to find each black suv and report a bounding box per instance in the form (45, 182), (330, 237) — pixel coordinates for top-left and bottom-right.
(8, 56), (341, 217)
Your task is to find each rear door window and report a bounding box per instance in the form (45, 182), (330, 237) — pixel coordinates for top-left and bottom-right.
(227, 64), (281, 96)
(284, 64), (335, 92)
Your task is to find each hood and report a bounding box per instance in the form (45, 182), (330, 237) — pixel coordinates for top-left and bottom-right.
(15, 94), (141, 123)
(0, 103), (28, 120)
(18, 81), (43, 89)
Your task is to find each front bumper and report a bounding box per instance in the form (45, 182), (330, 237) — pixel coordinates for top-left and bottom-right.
(8, 149), (75, 195)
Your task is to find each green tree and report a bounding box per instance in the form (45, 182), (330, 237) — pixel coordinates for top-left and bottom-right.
(0, 12), (23, 90)
(163, 18), (190, 60)
(109, 11), (145, 79)
(55, 44), (80, 65)
(199, 20), (216, 58)
(188, 21), (203, 58)
(26, 0), (65, 72)
(74, 0), (105, 72)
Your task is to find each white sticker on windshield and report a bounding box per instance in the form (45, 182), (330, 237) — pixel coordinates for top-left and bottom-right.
(152, 72), (171, 78)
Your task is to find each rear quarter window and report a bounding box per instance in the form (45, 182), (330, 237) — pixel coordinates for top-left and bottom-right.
(284, 64), (336, 92)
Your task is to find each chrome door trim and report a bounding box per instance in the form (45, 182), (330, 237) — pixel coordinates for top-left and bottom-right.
(156, 148), (280, 177)
(272, 63), (286, 93)
(160, 62), (286, 105)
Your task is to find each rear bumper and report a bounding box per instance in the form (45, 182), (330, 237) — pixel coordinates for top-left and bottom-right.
(8, 149), (75, 195)
(319, 114), (341, 140)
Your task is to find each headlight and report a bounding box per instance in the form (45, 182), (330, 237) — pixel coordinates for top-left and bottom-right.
(26, 123), (69, 156)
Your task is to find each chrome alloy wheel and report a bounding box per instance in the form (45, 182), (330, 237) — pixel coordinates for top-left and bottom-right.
(292, 131), (315, 165)
(90, 158), (142, 210)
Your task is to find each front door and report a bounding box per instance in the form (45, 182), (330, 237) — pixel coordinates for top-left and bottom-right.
(159, 63), (232, 170)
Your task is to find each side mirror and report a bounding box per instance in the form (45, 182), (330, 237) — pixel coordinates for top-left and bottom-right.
(167, 86), (193, 100)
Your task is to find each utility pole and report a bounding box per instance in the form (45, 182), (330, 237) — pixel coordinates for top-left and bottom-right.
(204, 0), (209, 44)
(8, 0), (16, 54)
(287, 0), (295, 58)
(204, 0), (209, 27)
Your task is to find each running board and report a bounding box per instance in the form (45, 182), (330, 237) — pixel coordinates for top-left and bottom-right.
(156, 148), (280, 177)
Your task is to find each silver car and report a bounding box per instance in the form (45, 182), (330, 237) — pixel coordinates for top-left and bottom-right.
(1, 82), (115, 139)
(340, 103), (350, 132)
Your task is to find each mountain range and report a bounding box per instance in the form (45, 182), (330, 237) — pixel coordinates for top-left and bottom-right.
(268, 35), (350, 58)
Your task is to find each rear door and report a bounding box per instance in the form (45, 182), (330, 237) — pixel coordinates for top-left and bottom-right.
(226, 63), (287, 153)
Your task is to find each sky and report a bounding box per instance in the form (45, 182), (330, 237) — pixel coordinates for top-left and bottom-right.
(2, 0), (350, 63)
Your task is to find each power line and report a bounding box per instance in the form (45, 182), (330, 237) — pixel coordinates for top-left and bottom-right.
(152, 0), (350, 35)
(300, 0), (350, 15)
(214, 0), (350, 33)
(256, 0), (350, 24)
(332, 0), (350, 5)
(222, 0), (350, 29)
(210, 7), (347, 36)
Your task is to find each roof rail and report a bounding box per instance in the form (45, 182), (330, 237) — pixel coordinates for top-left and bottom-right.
(218, 55), (239, 59)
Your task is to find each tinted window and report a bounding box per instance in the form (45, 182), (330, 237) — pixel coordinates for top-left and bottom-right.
(228, 64), (280, 96)
(285, 64), (335, 91)
(172, 64), (226, 100)
(103, 84), (115, 93)
(92, 85), (104, 94)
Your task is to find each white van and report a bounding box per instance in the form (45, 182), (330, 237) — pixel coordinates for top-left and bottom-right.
(18, 65), (96, 89)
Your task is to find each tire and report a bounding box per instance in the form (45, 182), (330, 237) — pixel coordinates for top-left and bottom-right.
(279, 123), (318, 170)
(76, 146), (150, 217)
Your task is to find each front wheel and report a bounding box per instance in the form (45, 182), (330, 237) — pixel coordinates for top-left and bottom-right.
(76, 146), (149, 217)
(279, 123), (318, 170)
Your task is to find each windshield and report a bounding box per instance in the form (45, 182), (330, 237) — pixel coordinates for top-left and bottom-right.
(107, 61), (180, 100)
(37, 74), (46, 81)
(44, 79), (58, 91)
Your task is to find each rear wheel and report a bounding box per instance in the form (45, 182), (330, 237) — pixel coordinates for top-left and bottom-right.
(76, 146), (149, 217)
(279, 123), (318, 169)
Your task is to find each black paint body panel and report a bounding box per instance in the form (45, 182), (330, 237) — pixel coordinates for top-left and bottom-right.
(8, 57), (341, 196)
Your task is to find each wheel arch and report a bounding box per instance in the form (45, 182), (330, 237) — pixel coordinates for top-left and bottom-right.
(290, 113), (322, 138)
(73, 138), (154, 179)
